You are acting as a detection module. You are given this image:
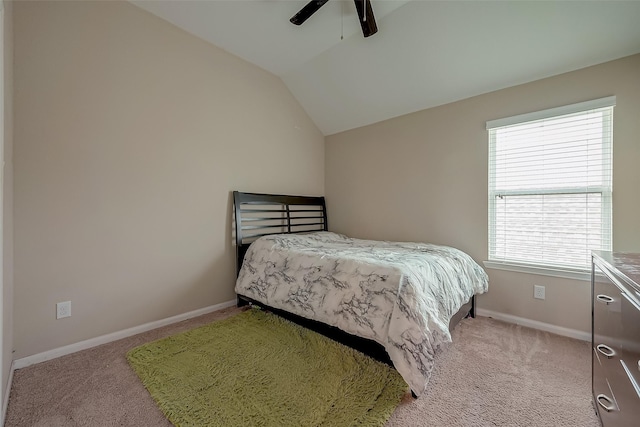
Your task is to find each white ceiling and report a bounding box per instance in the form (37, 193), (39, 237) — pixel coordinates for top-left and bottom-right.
(133, 1), (640, 135)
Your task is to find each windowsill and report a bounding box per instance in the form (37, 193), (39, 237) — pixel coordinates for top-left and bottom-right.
(483, 260), (591, 281)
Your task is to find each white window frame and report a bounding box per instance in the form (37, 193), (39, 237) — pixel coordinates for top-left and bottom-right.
(484, 97), (615, 280)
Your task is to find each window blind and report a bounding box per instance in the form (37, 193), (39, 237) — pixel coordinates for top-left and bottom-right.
(487, 97), (614, 270)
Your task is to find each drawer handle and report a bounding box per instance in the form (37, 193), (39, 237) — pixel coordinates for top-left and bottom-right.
(596, 344), (616, 359)
(596, 294), (614, 304)
(596, 394), (616, 412)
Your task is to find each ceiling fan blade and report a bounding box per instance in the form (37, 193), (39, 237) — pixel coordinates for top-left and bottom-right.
(290, 0), (330, 25)
(353, 0), (377, 37)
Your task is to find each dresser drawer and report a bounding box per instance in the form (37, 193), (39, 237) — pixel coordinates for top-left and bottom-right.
(594, 348), (640, 426)
(593, 347), (617, 408)
(593, 348), (620, 425)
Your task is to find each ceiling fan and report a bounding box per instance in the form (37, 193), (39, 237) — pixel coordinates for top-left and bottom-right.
(290, 0), (378, 38)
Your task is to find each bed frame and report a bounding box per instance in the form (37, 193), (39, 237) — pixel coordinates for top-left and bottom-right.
(233, 191), (475, 371)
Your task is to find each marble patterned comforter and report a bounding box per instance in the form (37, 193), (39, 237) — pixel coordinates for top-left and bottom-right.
(235, 231), (489, 395)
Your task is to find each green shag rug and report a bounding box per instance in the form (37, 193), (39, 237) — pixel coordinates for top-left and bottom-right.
(127, 308), (408, 427)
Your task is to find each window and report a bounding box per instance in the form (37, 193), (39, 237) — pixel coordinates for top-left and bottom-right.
(487, 97), (614, 272)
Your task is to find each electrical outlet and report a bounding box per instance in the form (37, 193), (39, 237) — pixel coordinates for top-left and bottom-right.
(533, 285), (545, 300)
(56, 301), (71, 319)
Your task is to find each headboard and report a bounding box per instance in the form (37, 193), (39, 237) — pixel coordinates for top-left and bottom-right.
(233, 191), (328, 276)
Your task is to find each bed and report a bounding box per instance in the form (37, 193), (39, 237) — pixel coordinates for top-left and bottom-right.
(233, 191), (488, 396)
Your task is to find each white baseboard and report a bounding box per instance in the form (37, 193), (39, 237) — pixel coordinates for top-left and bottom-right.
(475, 308), (590, 342)
(1, 360), (15, 425)
(13, 299), (237, 370)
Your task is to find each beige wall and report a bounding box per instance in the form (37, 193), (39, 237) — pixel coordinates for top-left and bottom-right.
(13, 1), (324, 359)
(3, 0), (13, 411)
(326, 54), (640, 334)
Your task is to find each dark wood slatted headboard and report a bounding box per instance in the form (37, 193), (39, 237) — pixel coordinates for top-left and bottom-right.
(233, 191), (328, 276)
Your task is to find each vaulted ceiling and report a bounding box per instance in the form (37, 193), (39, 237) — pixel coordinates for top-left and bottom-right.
(133, 1), (640, 135)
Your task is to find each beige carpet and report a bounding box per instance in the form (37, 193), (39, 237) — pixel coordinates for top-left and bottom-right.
(5, 306), (599, 427)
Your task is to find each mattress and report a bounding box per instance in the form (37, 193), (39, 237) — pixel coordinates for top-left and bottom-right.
(235, 231), (489, 395)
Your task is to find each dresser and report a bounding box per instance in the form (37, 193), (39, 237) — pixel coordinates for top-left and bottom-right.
(591, 251), (640, 426)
